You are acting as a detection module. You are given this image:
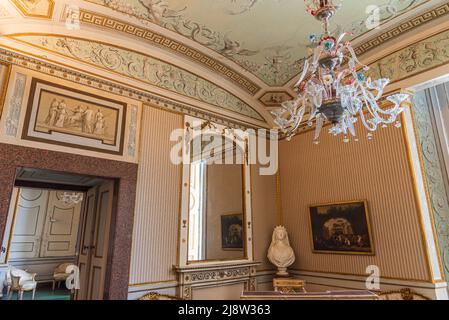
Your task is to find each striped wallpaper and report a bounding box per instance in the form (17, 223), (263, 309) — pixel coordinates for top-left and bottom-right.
(129, 106), (182, 284)
(251, 162), (279, 271)
(279, 122), (431, 281)
(128, 107), (279, 285)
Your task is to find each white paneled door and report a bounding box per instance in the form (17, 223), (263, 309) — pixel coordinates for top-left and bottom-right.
(40, 191), (82, 257)
(8, 189), (49, 260)
(7, 188), (82, 260)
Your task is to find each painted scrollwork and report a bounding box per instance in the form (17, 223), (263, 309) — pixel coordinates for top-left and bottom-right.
(86, 0), (428, 86)
(91, 0), (259, 58)
(5, 73), (27, 137)
(225, 0), (260, 15)
(412, 90), (449, 280)
(128, 105), (138, 157)
(366, 29), (449, 84)
(18, 35), (263, 121)
(346, 0), (424, 35)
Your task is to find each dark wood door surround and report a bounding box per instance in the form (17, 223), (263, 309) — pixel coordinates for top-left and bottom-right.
(0, 143), (138, 300)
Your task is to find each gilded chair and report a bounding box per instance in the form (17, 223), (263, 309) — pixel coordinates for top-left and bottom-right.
(377, 288), (430, 300)
(139, 292), (182, 300)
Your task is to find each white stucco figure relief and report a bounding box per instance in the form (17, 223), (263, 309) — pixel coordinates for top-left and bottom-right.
(267, 226), (295, 276)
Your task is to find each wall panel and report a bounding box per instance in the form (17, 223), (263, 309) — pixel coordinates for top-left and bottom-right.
(251, 162), (278, 271)
(128, 121), (279, 292)
(129, 106), (182, 284)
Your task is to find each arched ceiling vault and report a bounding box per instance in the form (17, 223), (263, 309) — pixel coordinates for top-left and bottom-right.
(0, 0), (447, 128)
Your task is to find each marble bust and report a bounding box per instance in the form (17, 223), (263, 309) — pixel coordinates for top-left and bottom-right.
(267, 226), (295, 276)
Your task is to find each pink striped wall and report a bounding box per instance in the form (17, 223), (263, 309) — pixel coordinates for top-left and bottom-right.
(279, 123), (430, 281)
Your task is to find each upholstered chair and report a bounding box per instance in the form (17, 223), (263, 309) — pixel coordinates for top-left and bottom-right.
(7, 269), (37, 300)
(4, 267), (29, 297)
(52, 263), (72, 291)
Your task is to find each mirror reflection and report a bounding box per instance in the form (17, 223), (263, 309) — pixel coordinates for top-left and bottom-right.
(187, 135), (246, 262)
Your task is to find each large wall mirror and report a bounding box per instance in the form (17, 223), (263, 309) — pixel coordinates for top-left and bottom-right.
(177, 116), (253, 267)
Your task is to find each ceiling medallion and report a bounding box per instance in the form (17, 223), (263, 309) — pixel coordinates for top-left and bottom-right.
(272, 0), (410, 144)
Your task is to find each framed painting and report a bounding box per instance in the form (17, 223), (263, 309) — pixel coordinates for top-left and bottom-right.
(309, 201), (374, 255)
(221, 213), (244, 250)
(22, 78), (126, 155)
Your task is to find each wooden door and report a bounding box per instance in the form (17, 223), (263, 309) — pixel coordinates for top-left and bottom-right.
(40, 191), (82, 257)
(76, 181), (114, 300)
(87, 181), (114, 300)
(8, 188), (49, 260)
(76, 187), (98, 300)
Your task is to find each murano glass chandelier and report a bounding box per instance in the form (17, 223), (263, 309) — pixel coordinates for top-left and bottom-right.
(271, 0), (410, 143)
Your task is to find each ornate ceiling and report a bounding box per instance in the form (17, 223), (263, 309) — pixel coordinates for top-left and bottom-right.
(0, 0), (447, 127)
(86, 0), (429, 86)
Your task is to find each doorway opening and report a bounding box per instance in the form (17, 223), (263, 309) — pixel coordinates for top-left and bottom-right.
(0, 167), (117, 300)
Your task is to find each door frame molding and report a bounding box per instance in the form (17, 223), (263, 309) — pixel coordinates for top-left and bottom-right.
(0, 142), (138, 300)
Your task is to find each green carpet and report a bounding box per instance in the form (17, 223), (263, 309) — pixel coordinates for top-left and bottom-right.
(2, 285), (71, 300)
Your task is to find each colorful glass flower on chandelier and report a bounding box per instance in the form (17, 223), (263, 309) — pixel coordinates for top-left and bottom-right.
(271, 0), (411, 143)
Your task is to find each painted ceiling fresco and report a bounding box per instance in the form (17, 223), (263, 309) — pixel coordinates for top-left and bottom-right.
(86, 0), (429, 86)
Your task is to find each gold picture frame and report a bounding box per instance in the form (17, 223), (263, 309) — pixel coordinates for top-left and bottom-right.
(308, 200), (375, 255)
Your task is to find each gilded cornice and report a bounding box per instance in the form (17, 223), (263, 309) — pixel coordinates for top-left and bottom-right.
(8, 34), (265, 121)
(355, 2), (449, 57)
(74, 9), (261, 96)
(0, 46), (263, 130)
(11, 0), (54, 19)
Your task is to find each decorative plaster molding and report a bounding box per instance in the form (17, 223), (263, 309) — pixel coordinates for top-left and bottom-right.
(11, 0), (54, 19)
(0, 47), (261, 130)
(127, 104), (138, 157)
(8, 34), (264, 121)
(258, 91), (294, 108)
(174, 262), (259, 300)
(355, 2), (449, 57)
(365, 27), (449, 85)
(74, 9), (261, 96)
(5, 72), (26, 137)
(185, 267), (251, 284)
(412, 89), (449, 284)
